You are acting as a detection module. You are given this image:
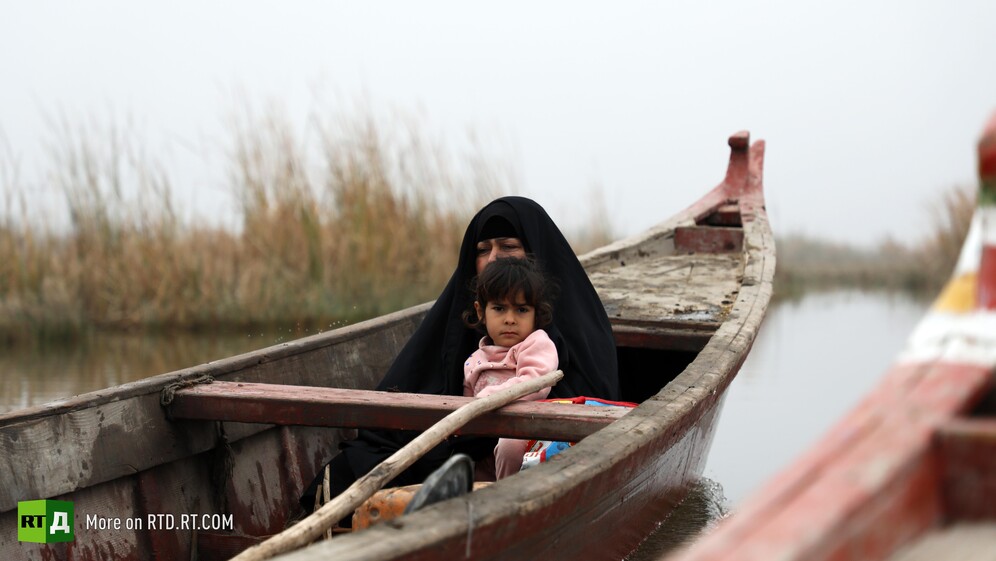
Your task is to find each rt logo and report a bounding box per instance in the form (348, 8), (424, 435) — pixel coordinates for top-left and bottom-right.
(17, 500), (74, 543)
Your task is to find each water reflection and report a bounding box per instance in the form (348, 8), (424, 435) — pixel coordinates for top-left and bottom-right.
(705, 289), (929, 505)
(1, 290), (932, 487)
(0, 289), (933, 558)
(628, 290), (930, 559)
(626, 479), (729, 561)
(0, 331), (288, 413)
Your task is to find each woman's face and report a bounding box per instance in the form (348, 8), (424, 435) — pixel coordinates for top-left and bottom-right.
(475, 237), (526, 275)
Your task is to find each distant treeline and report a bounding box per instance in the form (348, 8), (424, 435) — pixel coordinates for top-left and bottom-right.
(774, 186), (975, 301)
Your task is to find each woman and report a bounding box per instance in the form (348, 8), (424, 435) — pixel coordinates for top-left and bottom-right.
(310, 196), (619, 508)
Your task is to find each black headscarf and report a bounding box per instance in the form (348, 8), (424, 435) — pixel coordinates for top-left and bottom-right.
(376, 196), (618, 399)
(309, 197), (619, 509)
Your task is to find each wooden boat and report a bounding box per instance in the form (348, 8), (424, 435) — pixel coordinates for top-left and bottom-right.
(0, 131), (774, 561)
(664, 117), (996, 561)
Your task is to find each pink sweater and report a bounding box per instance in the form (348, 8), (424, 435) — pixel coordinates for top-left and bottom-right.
(463, 329), (559, 401)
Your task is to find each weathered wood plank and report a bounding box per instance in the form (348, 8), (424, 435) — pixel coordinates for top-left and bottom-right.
(0, 307), (427, 513)
(674, 225), (744, 254)
(938, 417), (996, 520)
(612, 324), (715, 352)
(591, 253), (741, 328)
(167, 381), (630, 442)
(699, 203), (743, 227)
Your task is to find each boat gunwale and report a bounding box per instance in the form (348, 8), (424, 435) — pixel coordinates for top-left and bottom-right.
(0, 301), (435, 427)
(0, 301), (431, 513)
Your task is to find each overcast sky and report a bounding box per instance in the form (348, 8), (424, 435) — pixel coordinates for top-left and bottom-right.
(2, 1), (995, 246)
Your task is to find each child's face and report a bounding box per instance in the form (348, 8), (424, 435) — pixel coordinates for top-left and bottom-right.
(474, 292), (536, 347)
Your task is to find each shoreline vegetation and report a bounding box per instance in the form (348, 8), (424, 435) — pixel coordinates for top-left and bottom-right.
(0, 109), (974, 346)
(0, 108), (614, 346)
(774, 185), (974, 303)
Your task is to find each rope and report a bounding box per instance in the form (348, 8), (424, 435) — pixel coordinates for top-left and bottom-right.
(160, 375), (215, 407)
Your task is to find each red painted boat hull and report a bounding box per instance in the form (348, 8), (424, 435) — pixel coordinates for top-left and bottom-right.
(665, 113), (996, 561)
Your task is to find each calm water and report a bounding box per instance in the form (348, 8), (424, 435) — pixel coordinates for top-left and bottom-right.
(705, 289), (928, 505)
(0, 331), (275, 413)
(631, 289), (929, 558)
(1, 289), (931, 556)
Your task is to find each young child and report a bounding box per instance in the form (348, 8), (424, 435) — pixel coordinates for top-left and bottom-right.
(463, 256), (559, 478)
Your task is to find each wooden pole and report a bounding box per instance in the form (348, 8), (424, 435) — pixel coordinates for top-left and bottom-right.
(231, 370), (564, 561)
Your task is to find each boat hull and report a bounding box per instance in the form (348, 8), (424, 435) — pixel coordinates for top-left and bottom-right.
(1, 133), (774, 561)
(665, 115), (996, 561)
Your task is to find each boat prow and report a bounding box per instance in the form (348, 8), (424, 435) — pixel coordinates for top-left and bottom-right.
(664, 114), (996, 561)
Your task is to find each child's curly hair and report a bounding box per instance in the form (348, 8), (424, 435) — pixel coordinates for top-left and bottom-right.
(463, 256), (557, 331)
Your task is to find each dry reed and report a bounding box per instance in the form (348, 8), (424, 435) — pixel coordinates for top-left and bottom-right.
(0, 107), (512, 342)
(12, 106), (972, 342)
(914, 184), (976, 280)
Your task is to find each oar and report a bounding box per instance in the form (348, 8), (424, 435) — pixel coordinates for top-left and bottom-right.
(231, 369), (564, 561)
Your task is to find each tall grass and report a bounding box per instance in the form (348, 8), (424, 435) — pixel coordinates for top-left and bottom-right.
(914, 185), (976, 280)
(0, 108), (512, 343)
(6, 105), (973, 342)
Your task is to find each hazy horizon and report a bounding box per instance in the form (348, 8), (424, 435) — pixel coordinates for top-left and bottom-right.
(3, 1), (995, 248)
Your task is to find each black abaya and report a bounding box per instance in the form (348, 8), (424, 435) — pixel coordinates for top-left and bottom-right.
(306, 196), (619, 509)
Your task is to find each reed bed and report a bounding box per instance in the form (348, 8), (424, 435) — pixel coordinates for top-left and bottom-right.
(0, 109), (513, 343)
(774, 184), (976, 300)
(4, 104), (970, 344)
